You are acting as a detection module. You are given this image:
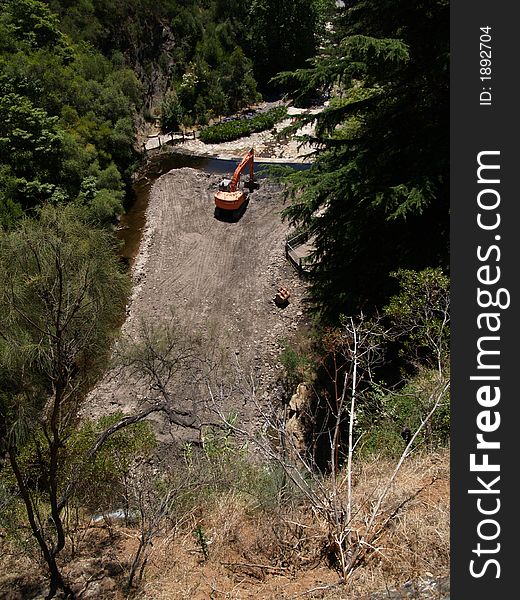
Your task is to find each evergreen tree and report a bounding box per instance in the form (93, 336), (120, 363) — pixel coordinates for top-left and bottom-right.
(248, 0), (318, 91)
(0, 204), (130, 597)
(277, 0), (449, 321)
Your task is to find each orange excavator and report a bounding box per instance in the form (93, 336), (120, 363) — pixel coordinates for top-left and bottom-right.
(214, 148), (259, 219)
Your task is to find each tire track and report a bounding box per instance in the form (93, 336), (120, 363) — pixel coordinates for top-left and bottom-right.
(85, 168), (307, 442)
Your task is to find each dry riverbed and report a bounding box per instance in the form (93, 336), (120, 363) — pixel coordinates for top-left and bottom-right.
(84, 168), (308, 445)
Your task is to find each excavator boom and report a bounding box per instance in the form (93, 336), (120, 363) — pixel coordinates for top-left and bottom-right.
(229, 148), (254, 191)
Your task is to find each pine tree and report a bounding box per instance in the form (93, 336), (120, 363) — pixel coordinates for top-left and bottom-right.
(277, 0), (449, 321)
(248, 0), (319, 90)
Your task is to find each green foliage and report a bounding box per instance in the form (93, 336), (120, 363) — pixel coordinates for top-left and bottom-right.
(313, 0), (336, 26)
(370, 268), (450, 453)
(173, 425), (294, 519)
(277, 0), (449, 322)
(248, 0), (319, 90)
(159, 2), (261, 127)
(0, 204), (131, 592)
(87, 189), (124, 226)
(0, 93), (62, 195)
(0, 412), (156, 551)
(3, 0), (64, 49)
(193, 524), (210, 561)
(385, 268), (450, 372)
(161, 92), (184, 131)
(360, 368), (450, 457)
(46, 0), (262, 130)
(0, 166), (23, 229)
(199, 107), (286, 143)
(0, 204), (129, 440)
(279, 339), (313, 390)
(66, 413), (156, 512)
(0, 0), (142, 227)
(72, 162), (125, 225)
(307, 268), (450, 462)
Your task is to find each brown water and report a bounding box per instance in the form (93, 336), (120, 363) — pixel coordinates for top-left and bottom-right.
(117, 178), (150, 265)
(116, 153), (218, 265)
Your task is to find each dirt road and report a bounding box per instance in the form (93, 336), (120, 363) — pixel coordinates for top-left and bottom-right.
(85, 168), (307, 444)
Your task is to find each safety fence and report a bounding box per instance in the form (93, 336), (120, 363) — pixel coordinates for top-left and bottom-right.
(285, 231), (315, 274)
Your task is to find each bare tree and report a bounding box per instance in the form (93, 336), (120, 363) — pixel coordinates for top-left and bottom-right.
(126, 480), (177, 589)
(208, 314), (449, 583)
(114, 314), (222, 437)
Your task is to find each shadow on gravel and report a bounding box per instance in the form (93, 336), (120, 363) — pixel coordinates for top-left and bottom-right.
(213, 198), (250, 222)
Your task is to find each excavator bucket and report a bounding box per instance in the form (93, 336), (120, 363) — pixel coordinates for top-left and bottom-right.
(243, 179), (260, 192)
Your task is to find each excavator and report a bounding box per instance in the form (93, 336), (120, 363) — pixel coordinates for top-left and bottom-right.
(214, 148), (259, 219)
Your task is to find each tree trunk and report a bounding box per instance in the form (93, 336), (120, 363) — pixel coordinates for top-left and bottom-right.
(8, 449), (75, 598)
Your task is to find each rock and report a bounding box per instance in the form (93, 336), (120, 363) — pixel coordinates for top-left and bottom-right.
(81, 576), (117, 599)
(289, 383), (309, 415)
(286, 383), (312, 454)
(67, 558), (103, 581)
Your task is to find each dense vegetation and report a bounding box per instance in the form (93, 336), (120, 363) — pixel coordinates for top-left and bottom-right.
(199, 106), (287, 143)
(277, 0), (449, 321)
(159, 0), (334, 127)
(0, 0), (144, 228)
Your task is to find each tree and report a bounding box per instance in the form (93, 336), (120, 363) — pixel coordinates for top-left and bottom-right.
(0, 204), (129, 598)
(276, 0), (449, 321)
(115, 315), (211, 435)
(0, 0), (144, 227)
(161, 91), (184, 131)
(210, 319), (449, 583)
(248, 0), (318, 91)
(0, 92), (63, 207)
(3, 0), (63, 48)
(384, 267), (450, 374)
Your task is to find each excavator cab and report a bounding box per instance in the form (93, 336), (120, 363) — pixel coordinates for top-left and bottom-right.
(218, 178), (233, 192)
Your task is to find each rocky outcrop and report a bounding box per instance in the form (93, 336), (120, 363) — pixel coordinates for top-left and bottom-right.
(286, 383), (312, 453)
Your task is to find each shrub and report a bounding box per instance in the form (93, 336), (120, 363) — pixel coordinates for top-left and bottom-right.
(199, 106), (287, 143)
(279, 339), (313, 391)
(360, 368), (450, 457)
(160, 92), (183, 131)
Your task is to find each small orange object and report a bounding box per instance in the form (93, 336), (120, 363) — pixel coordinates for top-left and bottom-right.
(274, 287), (291, 306)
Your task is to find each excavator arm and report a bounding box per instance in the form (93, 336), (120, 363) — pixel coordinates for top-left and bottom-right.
(229, 148), (254, 191)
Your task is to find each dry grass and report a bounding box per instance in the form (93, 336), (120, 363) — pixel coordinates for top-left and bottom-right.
(0, 449), (449, 599)
(134, 448), (449, 599)
(342, 451), (449, 597)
